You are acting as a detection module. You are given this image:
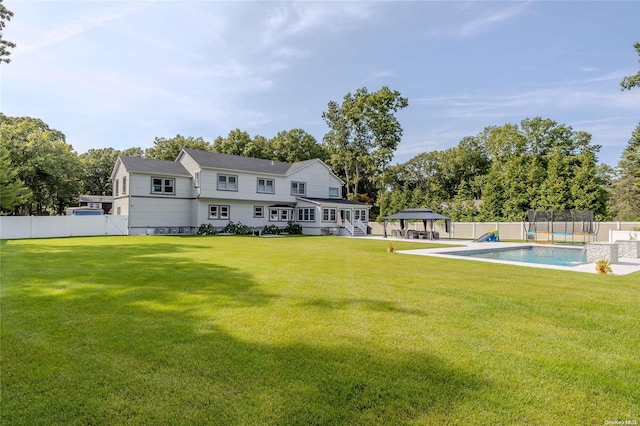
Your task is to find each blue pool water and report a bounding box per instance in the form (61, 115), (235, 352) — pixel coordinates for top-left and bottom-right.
(447, 246), (587, 267)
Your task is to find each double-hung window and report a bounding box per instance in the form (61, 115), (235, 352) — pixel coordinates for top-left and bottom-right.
(151, 177), (175, 194)
(257, 178), (274, 194)
(217, 174), (237, 191)
(291, 181), (306, 196)
(115, 179), (119, 196)
(122, 176), (127, 195)
(354, 209), (367, 222)
(254, 206), (264, 218)
(328, 187), (339, 198)
(209, 205), (230, 219)
(297, 207), (315, 222)
(322, 208), (337, 222)
(194, 172), (200, 188)
(269, 208), (293, 222)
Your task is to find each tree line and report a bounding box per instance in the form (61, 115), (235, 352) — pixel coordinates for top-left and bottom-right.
(1, 43), (639, 221)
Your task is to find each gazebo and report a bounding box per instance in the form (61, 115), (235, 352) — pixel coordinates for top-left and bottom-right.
(383, 208), (451, 239)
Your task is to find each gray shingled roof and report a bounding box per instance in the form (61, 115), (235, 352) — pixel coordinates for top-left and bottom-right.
(182, 149), (318, 175)
(298, 197), (371, 206)
(119, 156), (191, 176)
(79, 195), (114, 203)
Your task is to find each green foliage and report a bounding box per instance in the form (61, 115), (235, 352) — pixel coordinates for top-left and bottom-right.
(223, 221), (251, 235)
(261, 224), (281, 235)
(282, 221), (302, 234)
(79, 148), (120, 196)
(0, 114), (84, 215)
(620, 42), (640, 91)
(0, 146), (31, 213)
(212, 129), (326, 164)
(322, 86), (408, 202)
(213, 129), (267, 158)
(196, 223), (218, 235)
(0, 0), (16, 64)
(268, 129), (328, 163)
(145, 134), (211, 160)
(610, 122), (640, 220)
(382, 117), (607, 222)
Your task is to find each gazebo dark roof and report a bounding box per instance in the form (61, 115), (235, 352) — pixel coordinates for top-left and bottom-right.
(384, 208), (450, 221)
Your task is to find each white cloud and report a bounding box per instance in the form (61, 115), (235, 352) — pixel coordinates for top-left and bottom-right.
(459, 2), (530, 37)
(260, 2), (375, 47)
(20, 2), (149, 51)
(418, 2), (530, 40)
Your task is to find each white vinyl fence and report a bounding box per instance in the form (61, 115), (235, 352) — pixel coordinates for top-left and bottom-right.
(0, 215), (128, 240)
(368, 221), (640, 243)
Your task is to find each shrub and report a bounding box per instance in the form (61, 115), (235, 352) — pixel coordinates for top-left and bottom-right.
(197, 223), (217, 236)
(223, 221), (251, 235)
(262, 224), (281, 235)
(283, 221), (302, 235)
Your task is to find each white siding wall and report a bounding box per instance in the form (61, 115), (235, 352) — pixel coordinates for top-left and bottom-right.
(288, 162), (343, 199)
(198, 169), (296, 202)
(195, 199), (293, 229)
(112, 161), (129, 216)
(197, 161), (342, 202)
(122, 172), (195, 235)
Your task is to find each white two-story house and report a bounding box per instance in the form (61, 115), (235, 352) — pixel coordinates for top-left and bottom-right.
(110, 148), (370, 236)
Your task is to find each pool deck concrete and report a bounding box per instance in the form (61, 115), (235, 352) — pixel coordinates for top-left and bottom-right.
(359, 236), (640, 275)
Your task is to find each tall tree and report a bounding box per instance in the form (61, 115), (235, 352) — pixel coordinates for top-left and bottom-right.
(537, 148), (570, 211)
(0, 146), (31, 213)
(322, 86), (408, 202)
(0, 114), (84, 215)
(212, 129), (269, 159)
(0, 0), (15, 64)
(145, 134), (210, 160)
(80, 148), (121, 195)
(609, 122), (640, 220)
(268, 129), (327, 162)
(620, 42), (640, 91)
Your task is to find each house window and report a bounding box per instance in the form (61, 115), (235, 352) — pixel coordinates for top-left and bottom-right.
(291, 181), (306, 196)
(329, 187), (339, 198)
(254, 206), (264, 218)
(217, 174), (237, 191)
(257, 178), (274, 194)
(355, 209), (367, 222)
(122, 176), (127, 195)
(209, 205), (230, 219)
(151, 177), (175, 194)
(194, 172), (200, 188)
(322, 208), (337, 222)
(115, 179), (119, 196)
(269, 208), (293, 222)
(297, 207), (315, 222)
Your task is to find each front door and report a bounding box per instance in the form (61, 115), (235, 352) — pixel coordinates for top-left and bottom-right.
(340, 209), (352, 225)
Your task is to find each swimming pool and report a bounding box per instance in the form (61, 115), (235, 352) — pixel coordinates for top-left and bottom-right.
(446, 245), (587, 267)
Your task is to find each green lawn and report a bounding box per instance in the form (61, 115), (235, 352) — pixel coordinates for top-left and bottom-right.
(1, 236), (638, 425)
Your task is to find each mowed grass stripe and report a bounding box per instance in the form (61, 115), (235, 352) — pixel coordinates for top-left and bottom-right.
(1, 236), (638, 425)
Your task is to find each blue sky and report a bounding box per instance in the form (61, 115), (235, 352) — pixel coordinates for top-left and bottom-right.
(2, 1), (639, 167)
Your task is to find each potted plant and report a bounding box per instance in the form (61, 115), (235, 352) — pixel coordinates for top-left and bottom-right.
(595, 259), (613, 275)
